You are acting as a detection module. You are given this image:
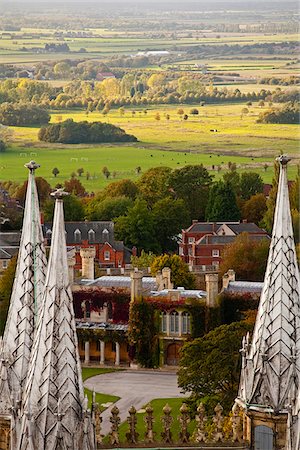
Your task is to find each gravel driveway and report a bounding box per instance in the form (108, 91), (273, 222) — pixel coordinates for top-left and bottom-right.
(84, 369), (187, 434)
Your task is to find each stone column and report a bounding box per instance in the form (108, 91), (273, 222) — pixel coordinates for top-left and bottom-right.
(115, 342), (120, 366)
(80, 247), (96, 280)
(205, 273), (219, 308)
(100, 340), (105, 365)
(84, 341), (90, 364)
(166, 313), (170, 336)
(178, 311), (183, 337)
(130, 270), (143, 302)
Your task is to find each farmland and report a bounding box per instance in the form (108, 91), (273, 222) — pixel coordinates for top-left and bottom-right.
(1, 102), (299, 191)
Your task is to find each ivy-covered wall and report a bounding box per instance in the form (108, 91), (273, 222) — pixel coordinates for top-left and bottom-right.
(219, 292), (259, 324)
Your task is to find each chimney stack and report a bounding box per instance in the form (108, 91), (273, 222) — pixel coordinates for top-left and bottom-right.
(130, 269), (143, 302)
(80, 247), (96, 280)
(205, 273), (219, 308)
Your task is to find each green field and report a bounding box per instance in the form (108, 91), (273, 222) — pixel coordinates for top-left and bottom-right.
(2, 102), (298, 191)
(82, 367), (120, 411)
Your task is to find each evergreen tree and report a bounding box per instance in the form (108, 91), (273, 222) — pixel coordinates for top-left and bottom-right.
(205, 181), (240, 221)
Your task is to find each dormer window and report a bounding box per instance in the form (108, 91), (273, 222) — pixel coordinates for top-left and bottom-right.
(102, 228), (109, 242)
(88, 229), (95, 243)
(46, 229), (52, 243)
(74, 228), (81, 243)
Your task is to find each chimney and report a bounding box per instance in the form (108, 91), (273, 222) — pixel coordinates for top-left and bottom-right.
(80, 247), (96, 280)
(205, 273), (219, 308)
(192, 219), (198, 224)
(130, 269), (143, 302)
(162, 267), (173, 290)
(67, 248), (76, 284)
(222, 269), (236, 290)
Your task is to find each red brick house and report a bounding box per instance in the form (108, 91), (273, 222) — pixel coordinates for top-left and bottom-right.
(44, 221), (131, 270)
(179, 221), (269, 270)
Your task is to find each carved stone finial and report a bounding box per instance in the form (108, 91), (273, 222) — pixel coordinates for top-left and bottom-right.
(212, 403), (224, 443)
(276, 154), (291, 166)
(109, 405), (120, 445)
(24, 160), (40, 173)
(144, 404), (155, 443)
(126, 405), (139, 444)
(161, 403), (173, 444)
(231, 403), (243, 443)
(50, 188), (69, 199)
(178, 403), (190, 443)
(193, 402), (208, 443)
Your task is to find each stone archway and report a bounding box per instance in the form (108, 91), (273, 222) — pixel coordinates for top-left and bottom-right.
(166, 342), (182, 366)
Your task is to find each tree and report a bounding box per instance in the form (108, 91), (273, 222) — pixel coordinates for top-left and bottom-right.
(261, 161), (280, 233)
(151, 254), (195, 289)
(257, 102), (300, 124)
(86, 196), (133, 221)
(114, 199), (159, 253)
(43, 194), (85, 222)
(77, 167), (84, 177)
(152, 197), (189, 252)
(242, 193), (267, 224)
(15, 177), (51, 206)
(220, 233), (270, 281)
(131, 250), (156, 270)
(0, 103), (50, 126)
(169, 165), (213, 221)
(206, 181), (240, 222)
(240, 172), (264, 200)
(222, 170), (240, 195)
(64, 178), (85, 196)
(104, 179), (139, 200)
(52, 167), (60, 178)
(138, 167), (172, 207)
(178, 321), (252, 411)
(102, 166), (110, 179)
(0, 256), (17, 335)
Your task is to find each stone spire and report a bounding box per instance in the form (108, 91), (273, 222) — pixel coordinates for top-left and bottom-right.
(237, 156), (300, 447)
(18, 189), (95, 450)
(0, 161), (47, 415)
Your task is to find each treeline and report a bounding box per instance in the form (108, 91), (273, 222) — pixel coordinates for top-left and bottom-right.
(257, 102), (300, 124)
(2, 164), (299, 253)
(0, 77), (296, 111)
(0, 102), (50, 126)
(183, 42), (299, 57)
(38, 119), (137, 144)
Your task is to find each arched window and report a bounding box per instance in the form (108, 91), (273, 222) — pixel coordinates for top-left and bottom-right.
(160, 311), (167, 333)
(74, 228), (81, 243)
(182, 312), (191, 334)
(88, 229), (95, 243)
(170, 311), (179, 334)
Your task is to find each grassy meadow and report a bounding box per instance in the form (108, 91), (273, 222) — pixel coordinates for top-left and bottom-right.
(2, 102), (298, 191)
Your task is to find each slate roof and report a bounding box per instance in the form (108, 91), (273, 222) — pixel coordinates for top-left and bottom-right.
(225, 222), (267, 234)
(0, 231), (21, 247)
(82, 275), (158, 292)
(186, 222), (227, 233)
(224, 281), (263, 295)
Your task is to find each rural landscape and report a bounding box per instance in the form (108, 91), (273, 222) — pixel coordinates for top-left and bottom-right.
(0, 0), (299, 449)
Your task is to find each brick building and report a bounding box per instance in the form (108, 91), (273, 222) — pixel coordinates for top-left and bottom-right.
(179, 221), (269, 270)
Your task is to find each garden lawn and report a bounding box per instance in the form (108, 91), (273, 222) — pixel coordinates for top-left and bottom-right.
(82, 367), (121, 411)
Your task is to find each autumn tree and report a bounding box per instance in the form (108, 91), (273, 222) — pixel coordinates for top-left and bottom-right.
(178, 321), (252, 412)
(131, 250), (155, 270)
(242, 193), (267, 224)
(43, 194), (85, 222)
(138, 166), (172, 206)
(220, 233), (270, 281)
(15, 177), (51, 206)
(151, 254), (195, 289)
(64, 178), (85, 196)
(77, 167), (84, 177)
(261, 161), (280, 233)
(102, 166), (110, 179)
(86, 196), (133, 221)
(104, 179), (139, 200)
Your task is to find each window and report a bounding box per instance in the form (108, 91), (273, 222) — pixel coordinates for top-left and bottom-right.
(102, 228), (109, 242)
(188, 237), (195, 244)
(212, 249), (219, 257)
(179, 247), (184, 256)
(182, 312), (191, 334)
(104, 251), (110, 261)
(170, 311), (179, 334)
(161, 312), (167, 333)
(88, 229), (95, 243)
(74, 228), (81, 243)
(2, 260), (8, 269)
